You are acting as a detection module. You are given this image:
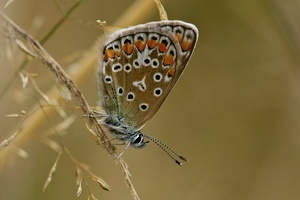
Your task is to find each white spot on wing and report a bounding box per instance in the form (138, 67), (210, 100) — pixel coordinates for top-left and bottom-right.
(133, 76), (146, 91)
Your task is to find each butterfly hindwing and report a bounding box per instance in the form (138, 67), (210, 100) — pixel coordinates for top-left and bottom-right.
(98, 20), (198, 129)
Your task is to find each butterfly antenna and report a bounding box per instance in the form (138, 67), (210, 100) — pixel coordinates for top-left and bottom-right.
(144, 135), (188, 166)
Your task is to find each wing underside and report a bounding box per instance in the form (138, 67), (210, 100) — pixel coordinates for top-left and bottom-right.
(98, 20), (198, 129)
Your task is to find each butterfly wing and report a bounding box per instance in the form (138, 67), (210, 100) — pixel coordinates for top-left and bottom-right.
(98, 20), (198, 129)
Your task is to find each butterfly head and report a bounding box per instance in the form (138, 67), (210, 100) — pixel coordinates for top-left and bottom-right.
(129, 131), (149, 148)
(103, 116), (149, 149)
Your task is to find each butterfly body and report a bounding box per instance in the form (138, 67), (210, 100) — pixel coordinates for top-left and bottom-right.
(98, 20), (198, 157)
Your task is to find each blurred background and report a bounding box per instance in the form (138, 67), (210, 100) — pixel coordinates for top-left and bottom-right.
(1, 0), (300, 199)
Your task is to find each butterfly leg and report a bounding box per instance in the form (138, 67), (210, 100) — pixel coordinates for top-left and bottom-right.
(116, 142), (131, 158)
(82, 109), (109, 119)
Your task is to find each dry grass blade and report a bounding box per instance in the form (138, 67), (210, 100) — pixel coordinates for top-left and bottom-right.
(88, 193), (98, 200)
(43, 151), (63, 191)
(0, 131), (18, 147)
(5, 110), (27, 118)
(41, 138), (62, 153)
(15, 147), (28, 159)
(155, 0), (168, 20)
(91, 176), (111, 191)
(0, 0), (159, 199)
(19, 72), (28, 88)
(0, 11), (114, 153)
(0, 9), (125, 195)
(0, 11), (114, 150)
(77, 177), (83, 197)
(26, 72), (51, 103)
(64, 148), (111, 193)
(4, 0), (14, 8)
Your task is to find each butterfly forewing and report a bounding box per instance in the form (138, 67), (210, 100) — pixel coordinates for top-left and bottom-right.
(98, 20), (198, 129)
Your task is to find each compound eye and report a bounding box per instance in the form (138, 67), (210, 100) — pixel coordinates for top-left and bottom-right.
(131, 133), (146, 148)
(133, 135), (142, 144)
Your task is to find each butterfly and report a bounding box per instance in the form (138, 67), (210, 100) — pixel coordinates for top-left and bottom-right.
(97, 20), (198, 165)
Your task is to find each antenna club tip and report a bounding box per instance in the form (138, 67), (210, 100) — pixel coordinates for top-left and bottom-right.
(179, 156), (189, 162)
(175, 160), (183, 166)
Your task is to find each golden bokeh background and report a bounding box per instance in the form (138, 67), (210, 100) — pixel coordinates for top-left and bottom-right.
(1, 0), (300, 199)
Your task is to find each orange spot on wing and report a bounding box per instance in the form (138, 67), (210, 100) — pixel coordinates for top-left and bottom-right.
(106, 49), (115, 59)
(167, 67), (175, 77)
(122, 42), (133, 55)
(103, 54), (108, 61)
(175, 34), (182, 42)
(163, 54), (175, 65)
(147, 39), (157, 49)
(135, 41), (146, 52)
(115, 50), (121, 57)
(158, 43), (167, 53)
(181, 41), (192, 51)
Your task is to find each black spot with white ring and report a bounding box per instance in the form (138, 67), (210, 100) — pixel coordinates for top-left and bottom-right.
(143, 57), (151, 66)
(104, 75), (113, 84)
(153, 72), (163, 82)
(124, 64), (132, 73)
(126, 92), (135, 101)
(139, 103), (149, 111)
(133, 59), (140, 68)
(154, 88), (163, 97)
(117, 87), (124, 96)
(151, 58), (159, 68)
(112, 63), (122, 72)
